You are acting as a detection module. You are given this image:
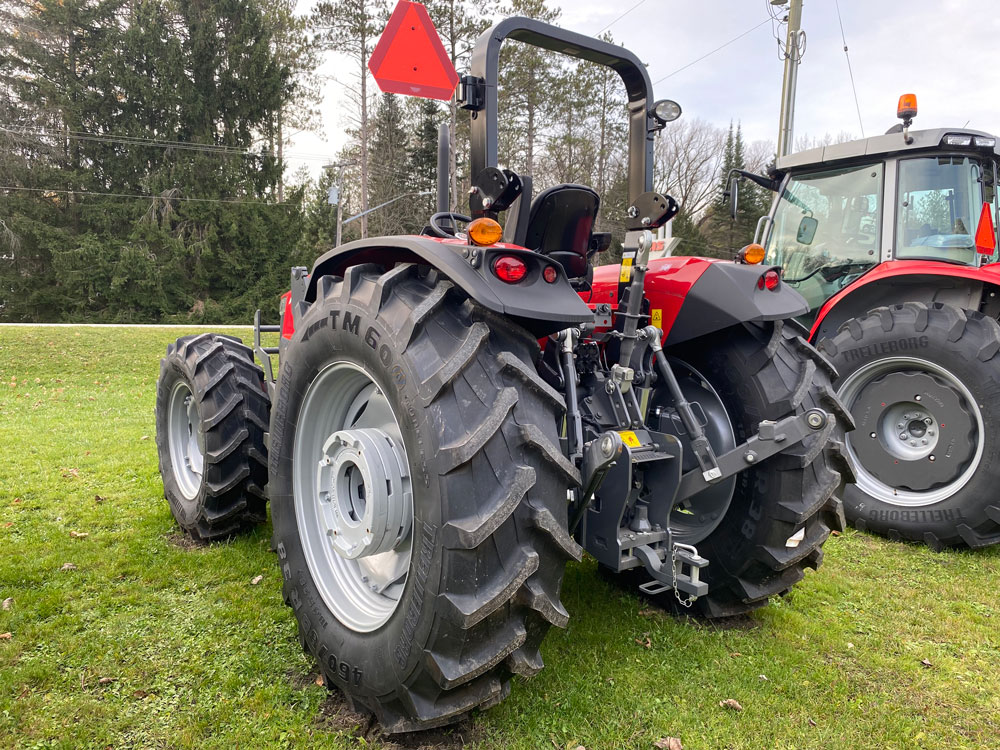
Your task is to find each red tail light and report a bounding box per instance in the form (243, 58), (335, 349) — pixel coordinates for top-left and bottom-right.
(543, 265), (558, 283)
(975, 202), (996, 255)
(493, 255), (528, 283)
(757, 269), (781, 291)
(280, 291), (295, 339)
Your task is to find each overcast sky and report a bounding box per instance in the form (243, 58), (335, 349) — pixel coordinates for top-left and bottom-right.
(287, 0), (1000, 178)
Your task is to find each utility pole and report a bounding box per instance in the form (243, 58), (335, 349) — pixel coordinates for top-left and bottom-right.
(323, 162), (349, 247)
(776, 0), (804, 158)
(335, 163), (345, 248)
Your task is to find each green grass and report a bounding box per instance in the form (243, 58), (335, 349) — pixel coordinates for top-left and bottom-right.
(0, 325), (998, 750)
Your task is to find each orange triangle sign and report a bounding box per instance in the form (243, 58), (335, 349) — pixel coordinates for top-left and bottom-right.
(975, 202), (996, 254)
(368, 1), (459, 101)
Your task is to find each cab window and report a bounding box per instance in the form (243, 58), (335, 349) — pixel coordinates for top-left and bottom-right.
(764, 163), (882, 313)
(896, 156), (984, 264)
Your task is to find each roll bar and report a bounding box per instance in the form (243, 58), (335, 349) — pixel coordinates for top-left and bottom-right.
(464, 17), (656, 207)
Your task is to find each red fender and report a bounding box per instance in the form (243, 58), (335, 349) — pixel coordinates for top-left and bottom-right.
(588, 256), (718, 335)
(809, 259), (1000, 340)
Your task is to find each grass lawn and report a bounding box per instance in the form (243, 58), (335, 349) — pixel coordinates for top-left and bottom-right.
(0, 325), (998, 750)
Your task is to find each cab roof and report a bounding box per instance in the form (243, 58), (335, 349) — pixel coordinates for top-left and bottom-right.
(773, 127), (1000, 175)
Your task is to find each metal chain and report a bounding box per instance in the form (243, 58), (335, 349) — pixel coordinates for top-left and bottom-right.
(666, 523), (695, 608)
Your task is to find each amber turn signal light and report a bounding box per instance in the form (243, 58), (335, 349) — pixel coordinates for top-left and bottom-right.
(468, 217), (503, 246)
(736, 243), (765, 264)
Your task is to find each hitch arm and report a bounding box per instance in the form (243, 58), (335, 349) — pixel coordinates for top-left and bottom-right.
(676, 408), (832, 501)
(645, 326), (721, 482)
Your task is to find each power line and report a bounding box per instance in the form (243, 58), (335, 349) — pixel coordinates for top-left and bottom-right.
(0, 125), (338, 162)
(834, 0), (865, 137)
(0, 185), (298, 206)
(598, 0), (649, 34)
(653, 17), (772, 85)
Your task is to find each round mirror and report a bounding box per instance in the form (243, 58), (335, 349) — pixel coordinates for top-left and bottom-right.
(652, 99), (682, 123)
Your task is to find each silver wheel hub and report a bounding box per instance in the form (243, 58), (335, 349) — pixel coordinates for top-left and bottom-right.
(318, 429), (411, 560)
(293, 362), (414, 632)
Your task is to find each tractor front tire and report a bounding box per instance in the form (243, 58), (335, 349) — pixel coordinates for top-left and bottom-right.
(155, 333), (269, 541)
(267, 264), (579, 732)
(818, 302), (1000, 549)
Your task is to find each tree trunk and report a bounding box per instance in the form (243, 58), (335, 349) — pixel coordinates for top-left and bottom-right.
(360, 27), (369, 238)
(277, 109), (285, 203)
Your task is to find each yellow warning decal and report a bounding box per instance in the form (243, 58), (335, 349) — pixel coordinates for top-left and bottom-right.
(619, 257), (633, 283)
(651, 308), (662, 329)
(618, 430), (641, 448)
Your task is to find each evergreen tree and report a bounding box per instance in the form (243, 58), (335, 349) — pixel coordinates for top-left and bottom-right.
(367, 93), (420, 236)
(312, 0), (389, 238)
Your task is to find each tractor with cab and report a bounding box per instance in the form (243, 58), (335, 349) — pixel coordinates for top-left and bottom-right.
(155, 14), (852, 732)
(731, 94), (1000, 550)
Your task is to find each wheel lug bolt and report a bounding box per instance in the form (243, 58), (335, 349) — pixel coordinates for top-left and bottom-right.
(924, 417), (932, 425)
(921, 439), (927, 445)
(910, 440), (917, 446)
(927, 429), (935, 436)
(899, 433), (908, 440)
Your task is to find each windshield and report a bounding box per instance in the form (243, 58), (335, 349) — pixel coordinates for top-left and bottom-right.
(896, 156), (983, 264)
(764, 163), (883, 313)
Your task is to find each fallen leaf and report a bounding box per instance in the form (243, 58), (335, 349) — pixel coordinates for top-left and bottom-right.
(3, 522), (11, 528)
(846, 642), (855, 649)
(251, 575), (264, 585)
(98, 677), (115, 685)
(638, 608), (660, 617)
(654, 738), (683, 750)
(140, 435), (149, 441)
(315, 675), (324, 686)
(570, 746), (586, 750)
(61, 468), (79, 478)
(758, 674), (768, 681)
(60, 563), (78, 571)
(831, 530), (842, 537)
(132, 689), (148, 699)
(808, 718), (817, 727)
(94, 495), (105, 504)
(12, 498), (20, 504)
(0, 632), (11, 640)
(920, 658), (933, 668)
(634, 635), (652, 649)
(70, 531), (89, 539)
(729, 652), (742, 658)
(719, 698), (743, 712)
(2, 598), (12, 610)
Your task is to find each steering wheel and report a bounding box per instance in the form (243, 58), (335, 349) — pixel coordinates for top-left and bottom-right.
(427, 212), (472, 238)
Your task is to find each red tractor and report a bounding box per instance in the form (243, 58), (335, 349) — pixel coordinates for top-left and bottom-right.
(731, 95), (1000, 550)
(154, 17), (851, 732)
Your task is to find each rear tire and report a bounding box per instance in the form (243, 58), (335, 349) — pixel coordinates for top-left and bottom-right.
(268, 264), (579, 732)
(633, 320), (852, 618)
(155, 334), (269, 541)
(818, 302), (1000, 549)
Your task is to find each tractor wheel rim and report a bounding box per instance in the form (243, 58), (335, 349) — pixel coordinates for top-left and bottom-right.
(168, 381), (204, 500)
(839, 356), (983, 507)
(293, 362), (413, 633)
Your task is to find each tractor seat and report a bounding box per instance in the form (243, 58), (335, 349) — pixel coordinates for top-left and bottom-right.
(523, 184), (600, 278)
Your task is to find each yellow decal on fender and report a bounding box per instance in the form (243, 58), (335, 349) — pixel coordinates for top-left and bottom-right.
(619, 257), (633, 283)
(651, 308), (662, 329)
(618, 430), (641, 448)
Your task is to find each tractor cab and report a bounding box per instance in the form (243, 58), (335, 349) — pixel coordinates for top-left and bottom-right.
(756, 109), (1000, 318)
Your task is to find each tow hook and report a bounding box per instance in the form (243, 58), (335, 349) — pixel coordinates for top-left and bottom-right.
(634, 541), (709, 601)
